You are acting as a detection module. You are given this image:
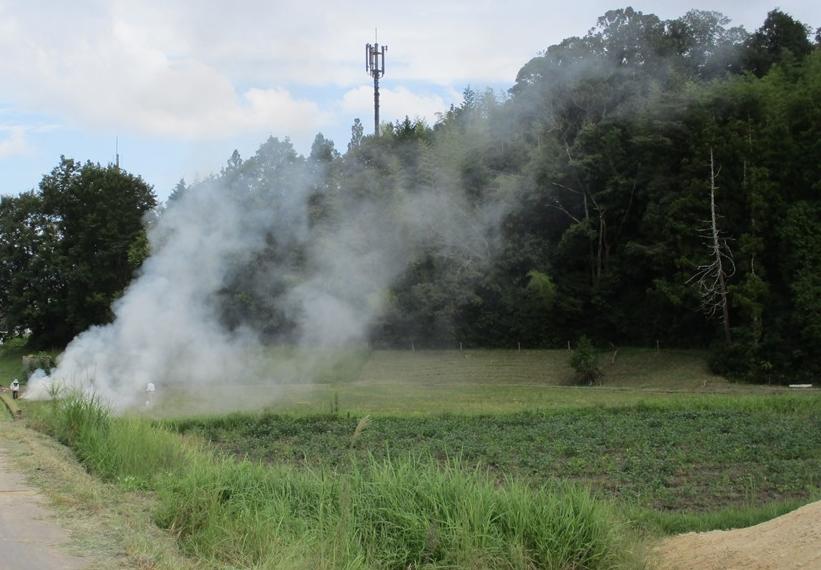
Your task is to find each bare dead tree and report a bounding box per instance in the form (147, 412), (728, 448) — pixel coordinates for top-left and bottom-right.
(687, 148), (735, 344)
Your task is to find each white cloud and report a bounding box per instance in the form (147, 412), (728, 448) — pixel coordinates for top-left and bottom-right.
(341, 85), (452, 126)
(0, 0), (818, 144)
(0, 2), (329, 140)
(0, 126), (27, 157)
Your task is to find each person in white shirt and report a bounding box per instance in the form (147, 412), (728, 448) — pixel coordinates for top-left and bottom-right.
(10, 379), (20, 400)
(145, 382), (156, 407)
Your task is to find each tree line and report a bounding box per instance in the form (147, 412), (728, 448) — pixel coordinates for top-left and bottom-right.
(1, 7), (818, 381)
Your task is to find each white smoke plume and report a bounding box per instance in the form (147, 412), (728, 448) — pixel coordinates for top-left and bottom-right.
(40, 134), (513, 411)
(21, 368), (51, 400)
(47, 177), (273, 408)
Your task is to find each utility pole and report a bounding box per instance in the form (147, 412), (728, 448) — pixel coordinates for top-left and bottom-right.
(365, 33), (387, 136)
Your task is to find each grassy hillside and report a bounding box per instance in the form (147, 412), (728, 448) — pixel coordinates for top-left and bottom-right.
(151, 348), (800, 417)
(0, 338), (27, 387)
(359, 348), (719, 388)
(7, 345), (740, 416)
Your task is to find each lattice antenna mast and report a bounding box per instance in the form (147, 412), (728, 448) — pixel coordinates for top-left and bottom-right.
(365, 34), (387, 136)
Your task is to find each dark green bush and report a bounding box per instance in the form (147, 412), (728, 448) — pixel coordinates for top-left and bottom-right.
(570, 336), (602, 385)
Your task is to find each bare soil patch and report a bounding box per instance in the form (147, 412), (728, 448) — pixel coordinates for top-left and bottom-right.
(656, 500), (821, 569)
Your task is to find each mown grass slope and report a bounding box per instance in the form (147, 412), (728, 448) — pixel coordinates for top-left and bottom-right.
(153, 348), (765, 417)
(358, 348), (719, 388)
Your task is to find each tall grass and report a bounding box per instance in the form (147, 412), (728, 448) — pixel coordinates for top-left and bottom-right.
(627, 498), (821, 535)
(36, 394), (643, 569)
(156, 455), (641, 569)
(38, 393), (189, 488)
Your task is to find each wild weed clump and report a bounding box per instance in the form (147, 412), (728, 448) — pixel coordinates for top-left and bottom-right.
(156, 455), (640, 569)
(21, 352), (56, 376)
(44, 392), (110, 449)
(570, 336), (602, 385)
(40, 393), (188, 488)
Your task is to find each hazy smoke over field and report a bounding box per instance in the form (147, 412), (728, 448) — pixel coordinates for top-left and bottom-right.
(31, 136), (511, 409)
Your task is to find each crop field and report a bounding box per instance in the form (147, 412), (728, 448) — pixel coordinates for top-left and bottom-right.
(174, 398), (821, 514)
(6, 344), (821, 568)
(164, 349), (820, 526)
(10, 344), (817, 516)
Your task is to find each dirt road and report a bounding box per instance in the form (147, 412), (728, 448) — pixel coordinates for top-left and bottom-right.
(656, 500), (821, 569)
(0, 449), (89, 570)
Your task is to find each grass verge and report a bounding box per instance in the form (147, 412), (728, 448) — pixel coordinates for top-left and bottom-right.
(0, 419), (195, 569)
(0, 392), (21, 419)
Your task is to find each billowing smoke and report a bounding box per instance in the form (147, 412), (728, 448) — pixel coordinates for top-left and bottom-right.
(41, 176), (275, 408)
(35, 133), (512, 410)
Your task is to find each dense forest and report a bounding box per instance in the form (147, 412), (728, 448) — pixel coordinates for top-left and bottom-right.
(1, 8), (819, 382)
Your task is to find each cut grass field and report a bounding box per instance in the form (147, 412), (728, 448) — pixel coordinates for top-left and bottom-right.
(359, 349), (718, 388)
(151, 348), (798, 417)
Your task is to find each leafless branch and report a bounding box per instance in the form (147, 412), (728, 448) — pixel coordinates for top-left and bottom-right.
(547, 200), (581, 224)
(688, 148), (733, 343)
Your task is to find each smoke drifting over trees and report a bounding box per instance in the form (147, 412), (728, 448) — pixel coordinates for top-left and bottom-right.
(39, 124), (512, 407)
(3, 7), (819, 403)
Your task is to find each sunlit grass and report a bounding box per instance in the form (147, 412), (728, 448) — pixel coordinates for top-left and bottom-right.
(146, 347), (803, 418)
(16, 346), (821, 568)
(172, 395), (821, 513)
(35, 394), (644, 569)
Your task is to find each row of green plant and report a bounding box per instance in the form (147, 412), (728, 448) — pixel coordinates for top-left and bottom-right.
(31, 394), (643, 569)
(173, 394), (821, 512)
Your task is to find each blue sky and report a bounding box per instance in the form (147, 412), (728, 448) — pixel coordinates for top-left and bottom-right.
(1, 1), (818, 200)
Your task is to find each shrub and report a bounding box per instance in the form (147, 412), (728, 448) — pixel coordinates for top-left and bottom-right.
(708, 338), (790, 384)
(570, 335), (602, 385)
(22, 352), (56, 377)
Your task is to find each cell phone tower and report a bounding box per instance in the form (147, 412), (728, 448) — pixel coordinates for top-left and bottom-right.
(365, 34), (387, 136)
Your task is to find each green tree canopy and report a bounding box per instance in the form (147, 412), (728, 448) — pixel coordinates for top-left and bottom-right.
(0, 157), (156, 346)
